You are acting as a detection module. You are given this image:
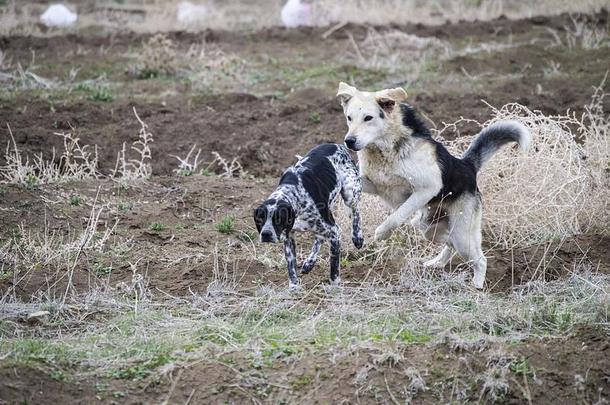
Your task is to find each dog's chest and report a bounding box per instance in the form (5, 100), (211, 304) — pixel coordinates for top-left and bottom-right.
(360, 151), (413, 208)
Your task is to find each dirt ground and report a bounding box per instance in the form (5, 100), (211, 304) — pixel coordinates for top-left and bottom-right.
(1, 9), (609, 405)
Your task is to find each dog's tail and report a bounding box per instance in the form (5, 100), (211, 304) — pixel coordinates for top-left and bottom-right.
(462, 120), (531, 172)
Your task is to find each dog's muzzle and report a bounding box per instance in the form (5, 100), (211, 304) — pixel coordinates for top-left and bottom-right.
(344, 137), (359, 151)
(260, 230), (275, 243)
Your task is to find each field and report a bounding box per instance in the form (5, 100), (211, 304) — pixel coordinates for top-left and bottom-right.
(1, 1), (609, 404)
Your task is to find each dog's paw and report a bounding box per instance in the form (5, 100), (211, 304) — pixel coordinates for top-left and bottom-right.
(374, 224), (392, 242)
(288, 281), (301, 291)
(352, 235), (364, 249)
(300, 262), (314, 274)
(329, 276), (341, 287)
(423, 258), (445, 269)
(472, 274), (485, 290)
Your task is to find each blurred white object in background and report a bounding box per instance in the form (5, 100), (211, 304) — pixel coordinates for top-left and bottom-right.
(281, 0), (311, 28)
(177, 1), (209, 25)
(40, 4), (77, 28)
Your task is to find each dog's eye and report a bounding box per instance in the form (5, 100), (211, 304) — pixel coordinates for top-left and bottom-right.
(347, 116), (352, 122)
(364, 115), (373, 122)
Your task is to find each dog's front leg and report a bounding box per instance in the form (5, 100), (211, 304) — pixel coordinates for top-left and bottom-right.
(283, 236), (299, 289)
(329, 228), (341, 285)
(361, 176), (378, 195)
(351, 205), (364, 249)
(301, 236), (323, 274)
(375, 189), (438, 241)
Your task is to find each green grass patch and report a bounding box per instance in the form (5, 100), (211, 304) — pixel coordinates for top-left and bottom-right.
(117, 201), (132, 212)
(215, 215), (236, 234)
(89, 87), (114, 102)
(309, 111), (321, 124)
(69, 195), (82, 206)
(510, 358), (535, 377)
(24, 174), (39, 190)
(148, 222), (166, 232)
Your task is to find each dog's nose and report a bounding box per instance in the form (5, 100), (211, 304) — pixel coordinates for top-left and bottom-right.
(261, 230), (274, 242)
(345, 137), (357, 150)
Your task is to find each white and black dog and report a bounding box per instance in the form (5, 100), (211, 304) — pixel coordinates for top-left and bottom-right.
(337, 82), (531, 289)
(254, 144), (364, 288)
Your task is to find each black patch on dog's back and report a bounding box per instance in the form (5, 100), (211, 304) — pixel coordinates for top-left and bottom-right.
(398, 103), (478, 201)
(299, 144), (338, 224)
(431, 141), (478, 202)
(400, 104), (431, 138)
(279, 170), (298, 186)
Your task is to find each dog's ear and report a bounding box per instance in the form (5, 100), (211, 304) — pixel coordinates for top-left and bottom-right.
(385, 87), (408, 102)
(276, 201), (295, 236)
(253, 206), (266, 233)
(375, 87), (407, 114)
(337, 82), (357, 107)
(376, 98), (396, 114)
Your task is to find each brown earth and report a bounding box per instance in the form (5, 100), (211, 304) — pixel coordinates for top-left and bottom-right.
(1, 326), (608, 404)
(1, 11), (609, 177)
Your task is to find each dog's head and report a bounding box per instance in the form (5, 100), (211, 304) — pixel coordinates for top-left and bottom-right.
(337, 82), (407, 151)
(253, 198), (295, 243)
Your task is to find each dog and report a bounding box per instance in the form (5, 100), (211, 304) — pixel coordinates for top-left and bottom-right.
(253, 144), (364, 288)
(336, 82), (531, 289)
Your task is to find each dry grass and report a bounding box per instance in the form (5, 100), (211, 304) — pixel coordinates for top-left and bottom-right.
(112, 107), (154, 181)
(128, 34), (177, 79)
(546, 15), (610, 49)
(435, 80), (609, 248)
(1, 0), (609, 35)
(0, 125), (99, 188)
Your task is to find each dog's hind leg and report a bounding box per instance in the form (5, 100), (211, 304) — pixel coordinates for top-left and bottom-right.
(301, 236), (323, 274)
(329, 227), (341, 285)
(283, 236), (299, 289)
(341, 179), (364, 249)
(449, 196), (486, 289)
(424, 245), (454, 268)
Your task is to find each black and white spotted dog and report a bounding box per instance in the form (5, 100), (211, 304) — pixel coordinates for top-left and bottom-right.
(253, 144), (364, 288)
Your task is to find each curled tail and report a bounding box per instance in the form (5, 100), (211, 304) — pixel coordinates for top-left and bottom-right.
(463, 120), (531, 172)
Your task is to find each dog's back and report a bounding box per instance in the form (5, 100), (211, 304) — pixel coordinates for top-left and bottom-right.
(282, 144), (357, 223)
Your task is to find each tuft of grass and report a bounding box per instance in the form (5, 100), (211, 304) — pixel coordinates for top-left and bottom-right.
(148, 222), (166, 232)
(69, 195), (82, 206)
(215, 214), (236, 234)
(117, 201), (132, 212)
(509, 358), (534, 377)
(24, 174), (39, 190)
(200, 168), (215, 176)
(309, 111), (321, 124)
(89, 87), (114, 102)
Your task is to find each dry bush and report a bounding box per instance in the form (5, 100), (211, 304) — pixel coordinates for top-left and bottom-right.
(171, 144), (202, 176)
(210, 151), (243, 178)
(546, 15), (610, 50)
(0, 198), (117, 304)
(0, 125), (99, 187)
(112, 107), (154, 181)
(128, 33), (177, 79)
(345, 28), (449, 80)
(186, 44), (250, 93)
(314, 0), (607, 27)
(437, 88), (609, 248)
